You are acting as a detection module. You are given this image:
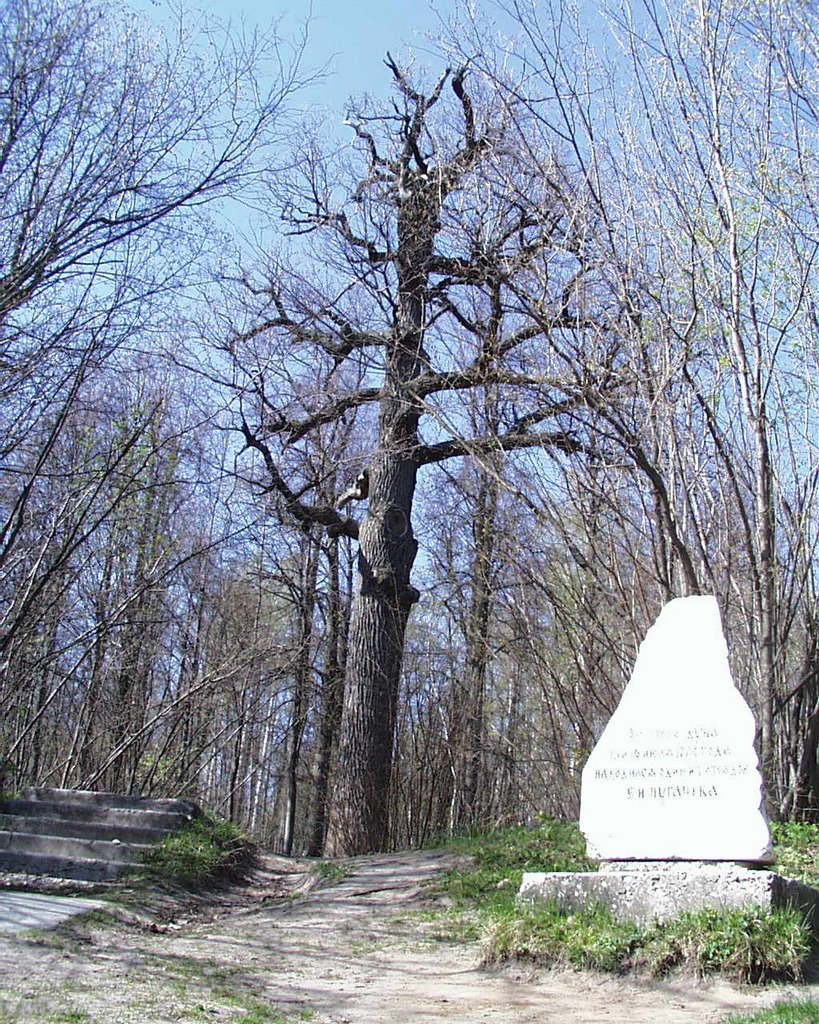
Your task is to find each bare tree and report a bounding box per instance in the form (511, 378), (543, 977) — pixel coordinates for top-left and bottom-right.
(481, 0), (819, 814)
(233, 53), (625, 853)
(0, 0), (305, 788)
(0, 0), (302, 682)
(603, 0), (819, 805)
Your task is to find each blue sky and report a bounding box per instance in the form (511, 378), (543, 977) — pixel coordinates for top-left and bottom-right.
(138, 0), (462, 110)
(276, 0), (456, 101)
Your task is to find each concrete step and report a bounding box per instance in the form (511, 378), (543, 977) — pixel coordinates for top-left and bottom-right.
(0, 787), (201, 882)
(0, 799), (192, 833)
(0, 813), (169, 846)
(16, 787), (199, 817)
(0, 850), (131, 882)
(0, 829), (151, 865)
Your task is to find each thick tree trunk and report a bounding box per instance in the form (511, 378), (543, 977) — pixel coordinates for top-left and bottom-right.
(325, 185), (433, 855)
(325, 454), (420, 854)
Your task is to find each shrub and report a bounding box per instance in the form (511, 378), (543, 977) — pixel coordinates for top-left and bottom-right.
(143, 814), (255, 888)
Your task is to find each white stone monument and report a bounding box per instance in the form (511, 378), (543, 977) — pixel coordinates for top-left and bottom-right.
(517, 596), (819, 926)
(579, 595), (772, 862)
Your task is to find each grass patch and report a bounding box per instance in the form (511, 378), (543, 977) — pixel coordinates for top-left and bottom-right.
(428, 821), (815, 983)
(312, 860), (350, 884)
(0, 1009), (92, 1024)
(480, 898), (809, 983)
(638, 905), (811, 983)
(414, 906), (482, 943)
(723, 1001), (819, 1023)
(142, 813), (255, 888)
(138, 953), (314, 1023)
(771, 822), (819, 887)
(437, 820), (592, 912)
(482, 899), (641, 972)
(422, 821), (591, 948)
(233, 1006), (313, 1024)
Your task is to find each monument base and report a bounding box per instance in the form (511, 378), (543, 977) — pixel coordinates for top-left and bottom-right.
(518, 861), (819, 927)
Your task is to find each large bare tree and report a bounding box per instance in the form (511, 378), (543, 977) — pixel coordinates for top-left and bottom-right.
(234, 56), (624, 853)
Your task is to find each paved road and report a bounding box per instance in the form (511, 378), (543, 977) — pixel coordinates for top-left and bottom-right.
(0, 892), (105, 934)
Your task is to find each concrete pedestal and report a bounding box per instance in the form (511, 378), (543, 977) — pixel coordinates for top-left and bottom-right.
(518, 861), (819, 927)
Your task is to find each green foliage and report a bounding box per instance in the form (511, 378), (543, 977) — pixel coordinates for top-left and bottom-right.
(480, 898), (809, 982)
(414, 906), (482, 943)
(482, 900), (641, 973)
(312, 861), (350, 883)
(480, 899), (809, 983)
(771, 822), (819, 887)
(0, 1012), (91, 1024)
(722, 1002), (819, 1024)
(438, 821), (593, 911)
(142, 813), (254, 888)
(233, 1007), (313, 1024)
(638, 905), (810, 983)
(449, 819), (593, 873)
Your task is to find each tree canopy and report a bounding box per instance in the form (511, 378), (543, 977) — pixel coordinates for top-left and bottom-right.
(1, 0), (817, 853)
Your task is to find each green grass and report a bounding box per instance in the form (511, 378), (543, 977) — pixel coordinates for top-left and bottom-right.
(479, 898), (809, 982)
(0, 1009), (92, 1024)
(41, 1015), (91, 1024)
(772, 822), (819, 887)
(723, 1001), (819, 1023)
(142, 813), (255, 888)
(429, 820), (817, 983)
(437, 820), (593, 911)
(312, 860), (351, 884)
(131, 952), (313, 1024)
(638, 905), (811, 983)
(233, 1006), (314, 1024)
(482, 899), (642, 972)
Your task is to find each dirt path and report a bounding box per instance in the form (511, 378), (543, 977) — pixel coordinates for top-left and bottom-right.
(0, 850), (815, 1023)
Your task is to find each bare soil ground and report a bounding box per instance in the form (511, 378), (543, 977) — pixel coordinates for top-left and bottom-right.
(0, 850), (816, 1023)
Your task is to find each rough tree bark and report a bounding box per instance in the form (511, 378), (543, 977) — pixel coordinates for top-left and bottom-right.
(323, 68), (444, 854)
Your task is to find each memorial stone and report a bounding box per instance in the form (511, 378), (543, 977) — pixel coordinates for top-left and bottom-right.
(518, 596), (819, 928)
(579, 595), (772, 862)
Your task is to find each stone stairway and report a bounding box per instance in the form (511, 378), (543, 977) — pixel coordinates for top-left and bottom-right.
(0, 787), (200, 882)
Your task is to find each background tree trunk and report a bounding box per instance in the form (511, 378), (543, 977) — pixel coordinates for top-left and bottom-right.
(282, 529), (320, 855)
(305, 535), (349, 856)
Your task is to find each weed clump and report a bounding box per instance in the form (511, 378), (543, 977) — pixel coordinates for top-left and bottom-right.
(771, 822), (819, 888)
(638, 904), (810, 983)
(480, 898), (809, 983)
(143, 813), (255, 888)
(439, 820), (592, 910)
(482, 900), (641, 973)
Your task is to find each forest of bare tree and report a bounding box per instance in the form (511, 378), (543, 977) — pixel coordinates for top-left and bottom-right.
(1, 0), (817, 855)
